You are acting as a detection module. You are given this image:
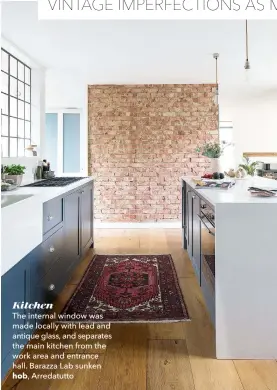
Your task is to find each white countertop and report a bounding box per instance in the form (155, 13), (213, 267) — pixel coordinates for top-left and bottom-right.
(1, 177), (94, 276)
(182, 176), (277, 206)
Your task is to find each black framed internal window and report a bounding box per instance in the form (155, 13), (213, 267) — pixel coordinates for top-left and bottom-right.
(1, 48), (31, 157)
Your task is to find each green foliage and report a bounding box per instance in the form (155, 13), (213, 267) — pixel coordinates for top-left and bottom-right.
(196, 141), (230, 158)
(4, 164), (26, 175)
(239, 157), (261, 176)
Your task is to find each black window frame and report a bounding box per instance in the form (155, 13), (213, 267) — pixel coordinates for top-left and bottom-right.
(1, 48), (32, 157)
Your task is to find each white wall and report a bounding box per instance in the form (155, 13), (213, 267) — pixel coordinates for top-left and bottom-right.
(45, 69), (88, 175)
(220, 97), (277, 167)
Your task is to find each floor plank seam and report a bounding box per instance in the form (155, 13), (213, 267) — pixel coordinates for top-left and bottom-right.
(232, 361), (246, 390)
(185, 338), (197, 390)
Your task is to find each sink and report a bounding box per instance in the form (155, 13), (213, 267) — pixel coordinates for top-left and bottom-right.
(1, 194), (33, 208)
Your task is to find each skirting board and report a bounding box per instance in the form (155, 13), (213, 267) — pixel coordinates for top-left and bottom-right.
(94, 222), (181, 229)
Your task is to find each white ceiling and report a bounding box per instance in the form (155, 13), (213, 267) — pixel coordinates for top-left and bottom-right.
(2, 2), (277, 100)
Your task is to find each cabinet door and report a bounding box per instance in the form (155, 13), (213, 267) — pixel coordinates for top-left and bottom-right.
(80, 183), (93, 253)
(192, 194), (201, 283)
(187, 190), (193, 259)
(64, 190), (81, 264)
(182, 182), (187, 249)
(1, 256), (30, 367)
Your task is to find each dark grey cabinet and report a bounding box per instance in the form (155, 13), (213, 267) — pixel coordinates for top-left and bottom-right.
(80, 183), (93, 253)
(64, 181), (94, 266)
(64, 189), (81, 264)
(186, 189), (193, 260)
(1, 254), (30, 377)
(181, 180), (215, 324)
(192, 193), (201, 282)
(1, 180), (94, 380)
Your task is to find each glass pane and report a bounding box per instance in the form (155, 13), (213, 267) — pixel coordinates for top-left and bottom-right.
(1, 136), (9, 157)
(18, 62), (24, 82)
(10, 138), (17, 157)
(25, 85), (30, 103)
(25, 103), (30, 121)
(1, 72), (8, 93)
(18, 119), (24, 137)
(1, 50), (9, 73)
(1, 115), (8, 135)
(1, 93), (8, 115)
(45, 114), (58, 172)
(10, 76), (17, 97)
(25, 67), (31, 85)
(18, 100), (24, 119)
(10, 117), (17, 137)
(25, 138), (31, 152)
(18, 138), (25, 157)
(25, 121), (30, 138)
(10, 57), (17, 78)
(10, 96), (17, 117)
(18, 81), (24, 100)
(63, 113), (80, 173)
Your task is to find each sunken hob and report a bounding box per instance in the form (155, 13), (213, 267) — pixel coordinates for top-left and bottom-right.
(22, 177), (86, 187)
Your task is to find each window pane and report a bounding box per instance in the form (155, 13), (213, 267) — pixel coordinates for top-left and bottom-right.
(25, 103), (30, 121)
(18, 100), (24, 119)
(63, 113), (80, 173)
(25, 138), (31, 151)
(10, 57), (17, 78)
(1, 115), (8, 135)
(25, 67), (30, 85)
(18, 81), (24, 100)
(18, 138), (25, 157)
(1, 136), (9, 157)
(10, 76), (17, 97)
(10, 96), (17, 117)
(25, 85), (30, 103)
(1, 93), (8, 115)
(1, 72), (8, 94)
(10, 137), (17, 157)
(18, 62), (24, 82)
(1, 51), (9, 73)
(18, 119), (24, 137)
(25, 121), (30, 138)
(10, 117), (17, 137)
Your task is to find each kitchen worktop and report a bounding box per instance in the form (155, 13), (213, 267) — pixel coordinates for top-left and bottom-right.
(1, 177), (94, 276)
(182, 176), (277, 206)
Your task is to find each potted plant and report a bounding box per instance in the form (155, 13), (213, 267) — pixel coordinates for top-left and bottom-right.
(239, 157), (261, 177)
(4, 164), (26, 185)
(196, 141), (231, 172)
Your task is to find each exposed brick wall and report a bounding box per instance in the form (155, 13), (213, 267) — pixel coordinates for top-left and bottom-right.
(88, 84), (218, 222)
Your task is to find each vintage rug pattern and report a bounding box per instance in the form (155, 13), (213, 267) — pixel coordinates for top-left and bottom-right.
(61, 254), (190, 322)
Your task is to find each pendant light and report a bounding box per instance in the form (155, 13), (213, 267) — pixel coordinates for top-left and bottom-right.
(213, 53), (219, 105)
(244, 20), (250, 70)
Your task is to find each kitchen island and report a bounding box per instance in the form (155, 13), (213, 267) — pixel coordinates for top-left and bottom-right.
(1, 177), (94, 378)
(182, 176), (277, 359)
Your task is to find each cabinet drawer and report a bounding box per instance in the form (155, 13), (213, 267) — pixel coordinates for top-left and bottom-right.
(34, 254), (74, 305)
(30, 227), (64, 281)
(43, 198), (63, 234)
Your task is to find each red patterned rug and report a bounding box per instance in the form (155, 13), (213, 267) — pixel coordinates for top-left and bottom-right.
(61, 254), (190, 323)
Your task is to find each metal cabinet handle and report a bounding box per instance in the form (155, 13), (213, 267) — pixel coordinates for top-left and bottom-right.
(49, 246), (55, 253)
(48, 284), (55, 291)
(197, 214), (215, 236)
(47, 215), (53, 221)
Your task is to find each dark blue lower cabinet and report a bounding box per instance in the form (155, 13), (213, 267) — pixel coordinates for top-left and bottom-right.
(1, 253), (31, 379)
(1, 181), (94, 381)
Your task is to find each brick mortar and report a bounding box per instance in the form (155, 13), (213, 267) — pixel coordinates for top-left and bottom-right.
(88, 84), (218, 222)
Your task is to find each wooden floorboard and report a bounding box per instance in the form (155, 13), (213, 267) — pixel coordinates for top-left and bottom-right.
(2, 228), (276, 390)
